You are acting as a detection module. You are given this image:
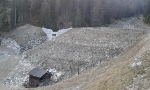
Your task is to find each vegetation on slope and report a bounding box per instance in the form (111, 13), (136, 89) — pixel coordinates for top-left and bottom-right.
(84, 35), (150, 90)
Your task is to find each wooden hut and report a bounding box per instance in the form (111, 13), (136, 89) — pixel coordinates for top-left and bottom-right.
(29, 68), (51, 88)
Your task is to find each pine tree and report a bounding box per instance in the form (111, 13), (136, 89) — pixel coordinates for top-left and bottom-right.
(91, 0), (103, 27)
(75, 8), (82, 27)
(41, 0), (52, 29)
(143, 0), (150, 23)
(0, 0), (9, 31)
(144, 0), (150, 17)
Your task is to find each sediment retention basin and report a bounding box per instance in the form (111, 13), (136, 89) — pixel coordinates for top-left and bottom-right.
(25, 27), (147, 80)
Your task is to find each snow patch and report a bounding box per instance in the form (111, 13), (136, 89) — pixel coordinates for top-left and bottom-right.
(0, 51), (9, 55)
(48, 68), (64, 82)
(131, 61), (142, 67)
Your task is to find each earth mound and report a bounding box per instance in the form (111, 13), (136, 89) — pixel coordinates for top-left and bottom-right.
(4, 24), (46, 46)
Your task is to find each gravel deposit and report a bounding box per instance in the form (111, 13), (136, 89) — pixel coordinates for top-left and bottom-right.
(4, 24), (46, 46)
(24, 27), (146, 82)
(109, 17), (150, 30)
(20, 36), (47, 54)
(2, 17), (150, 88)
(1, 38), (20, 54)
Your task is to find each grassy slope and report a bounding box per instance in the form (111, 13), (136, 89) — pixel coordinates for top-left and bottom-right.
(84, 34), (150, 90)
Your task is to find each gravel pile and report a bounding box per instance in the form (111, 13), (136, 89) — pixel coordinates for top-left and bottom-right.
(54, 27), (146, 47)
(25, 27), (146, 81)
(1, 24), (48, 54)
(4, 24), (46, 46)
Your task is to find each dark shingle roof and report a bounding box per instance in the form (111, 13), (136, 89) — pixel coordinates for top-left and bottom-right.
(29, 68), (47, 78)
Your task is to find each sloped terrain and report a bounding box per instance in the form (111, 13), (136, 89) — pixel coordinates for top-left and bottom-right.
(0, 46), (21, 89)
(1, 24), (47, 54)
(84, 34), (150, 90)
(21, 33), (150, 90)
(0, 17), (150, 90)
(22, 26), (146, 88)
(53, 27), (146, 47)
(109, 17), (150, 30)
(3, 24), (46, 46)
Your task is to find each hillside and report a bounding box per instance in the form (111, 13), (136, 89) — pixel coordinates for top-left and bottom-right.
(21, 33), (150, 90)
(84, 34), (150, 90)
(23, 27), (145, 84)
(3, 24), (46, 46)
(0, 17), (150, 90)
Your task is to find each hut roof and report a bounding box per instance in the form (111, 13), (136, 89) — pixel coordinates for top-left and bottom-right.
(29, 68), (47, 78)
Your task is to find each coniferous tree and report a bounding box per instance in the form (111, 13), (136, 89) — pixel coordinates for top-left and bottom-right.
(75, 8), (82, 27)
(0, 0), (9, 31)
(144, 0), (150, 17)
(143, 0), (150, 23)
(0, 0), (145, 31)
(41, 0), (52, 29)
(91, 0), (103, 27)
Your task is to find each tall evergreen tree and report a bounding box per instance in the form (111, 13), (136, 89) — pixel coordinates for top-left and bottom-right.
(143, 0), (150, 23)
(144, 0), (150, 17)
(41, 0), (52, 29)
(91, 0), (103, 27)
(0, 0), (145, 31)
(0, 0), (8, 31)
(75, 8), (82, 27)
